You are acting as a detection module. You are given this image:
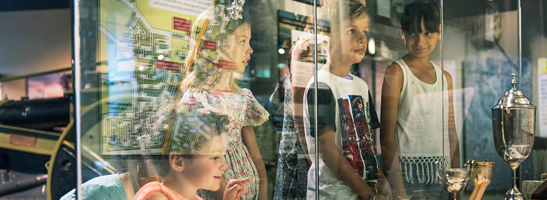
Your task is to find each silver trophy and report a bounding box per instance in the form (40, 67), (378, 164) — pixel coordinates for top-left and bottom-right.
(492, 74), (536, 200)
(437, 167), (470, 200)
(468, 160), (495, 200)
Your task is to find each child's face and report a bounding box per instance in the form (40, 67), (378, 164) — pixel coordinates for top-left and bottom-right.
(225, 23), (253, 73)
(182, 138), (228, 191)
(330, 16), (370, 65)
(401, 18), (441, 59)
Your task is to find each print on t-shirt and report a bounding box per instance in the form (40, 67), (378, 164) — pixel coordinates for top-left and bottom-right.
(339, 95), (378, 186)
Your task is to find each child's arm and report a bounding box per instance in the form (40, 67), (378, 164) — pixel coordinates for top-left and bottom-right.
(377, 167), (393, 199)
(241, 126), (268, 200)
(379, 64), (409, 199)
(223, 178), (251, 200)
(317, 126), (376, 199)
(444, 71), (460, 168)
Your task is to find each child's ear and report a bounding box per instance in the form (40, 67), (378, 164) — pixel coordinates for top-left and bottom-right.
(169, 152), (184, 172)
(438, 25), (442, 40)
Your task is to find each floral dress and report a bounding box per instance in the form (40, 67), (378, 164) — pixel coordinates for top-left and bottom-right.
(197, 88), (269, 200)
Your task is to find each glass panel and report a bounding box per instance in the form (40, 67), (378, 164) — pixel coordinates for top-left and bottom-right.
(73, 0), (314, 200)
(70, 0), (547, 199)
(293, 0), (453, 199)
(300, 1), (393, 199)
(275, 2), (318, 200)
(375, 0), (451, 198)
(444, 0), (546, 199)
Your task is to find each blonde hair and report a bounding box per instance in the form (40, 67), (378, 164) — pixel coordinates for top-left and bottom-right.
(319, 0), (369, 28)
(180, 5), (249, 93)
(153, 101), (229, 177)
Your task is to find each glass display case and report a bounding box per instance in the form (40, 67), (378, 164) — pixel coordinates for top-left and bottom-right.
(65, 0), (547, 199)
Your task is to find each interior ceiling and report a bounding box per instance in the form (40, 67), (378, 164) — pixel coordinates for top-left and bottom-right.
(0, 0), (69, 12)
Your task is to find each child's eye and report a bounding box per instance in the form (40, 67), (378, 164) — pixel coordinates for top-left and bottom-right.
(425, 32), (432, 36)
(239, 40), (246, 45)
(347, 29), (356, 34)
(212, 156), (220, 160)
(404, 31), (416, 36)
(362, 31), (370, 38)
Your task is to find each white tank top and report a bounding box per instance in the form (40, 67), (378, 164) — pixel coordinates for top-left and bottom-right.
(394, 59), (451, 184)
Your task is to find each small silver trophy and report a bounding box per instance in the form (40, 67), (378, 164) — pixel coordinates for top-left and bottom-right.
(437, 167), (470, 200)
(468, 160), (495, 200)
(492, 73), (536, 200)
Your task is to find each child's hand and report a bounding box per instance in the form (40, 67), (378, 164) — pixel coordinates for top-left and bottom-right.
(377, 180), (393, 200)
(223, 177), (251, 200)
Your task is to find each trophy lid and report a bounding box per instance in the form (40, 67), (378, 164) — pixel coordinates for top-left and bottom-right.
(492, 73), (535, 110)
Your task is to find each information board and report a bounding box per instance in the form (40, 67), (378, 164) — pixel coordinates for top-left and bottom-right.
(99, 0), (213, 155)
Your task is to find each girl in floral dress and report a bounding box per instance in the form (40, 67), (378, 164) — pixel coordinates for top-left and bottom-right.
(171, 1), (269, 199)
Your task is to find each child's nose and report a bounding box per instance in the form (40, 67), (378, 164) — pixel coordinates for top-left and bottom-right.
(247, 46), (253, 55)
(417, 35), (426, 44)
(220, 159), (228, 170)
(357, 33), (366, 43)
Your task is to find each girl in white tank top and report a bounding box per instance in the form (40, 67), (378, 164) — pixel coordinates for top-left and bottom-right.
(393, 59), (450, 185)
(380, 1), (459, 199)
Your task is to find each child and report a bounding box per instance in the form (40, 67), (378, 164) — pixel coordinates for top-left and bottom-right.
(301, 0), (391, 199)
(272, 41), (310, 200)
(134, 102), (250, 200)
(176, 2), (269, 199)
(379, 0), (460, 199)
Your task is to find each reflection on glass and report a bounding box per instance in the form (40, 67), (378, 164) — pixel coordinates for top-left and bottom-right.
(380, 1), (456, 199)
(173, 2), (270, 199)
(300, 1), (391, 199)
(66, 0), (547, 199)
(271, 10), (324, 198)
(133, 102), (248, 200)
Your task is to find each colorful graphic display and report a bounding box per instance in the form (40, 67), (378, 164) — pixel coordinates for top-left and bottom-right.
(99, 0), (213, 155)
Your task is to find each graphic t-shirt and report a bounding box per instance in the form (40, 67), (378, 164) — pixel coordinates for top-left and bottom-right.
(303, 70), (380, 200)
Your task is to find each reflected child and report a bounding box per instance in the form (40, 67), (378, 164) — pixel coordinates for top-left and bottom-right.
(133, 103), (250, 200)
(176, 1), (269, 199)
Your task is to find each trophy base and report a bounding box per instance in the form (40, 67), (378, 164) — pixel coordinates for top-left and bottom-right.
(505, 186), (524, 200)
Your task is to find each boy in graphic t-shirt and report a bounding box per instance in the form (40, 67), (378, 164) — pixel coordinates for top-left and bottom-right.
(301, 0), (391, 199)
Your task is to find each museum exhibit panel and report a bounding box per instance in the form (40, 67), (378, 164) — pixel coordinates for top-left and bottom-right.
(0, 0), (546, 199)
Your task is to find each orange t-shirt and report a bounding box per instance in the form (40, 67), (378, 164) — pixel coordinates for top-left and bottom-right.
(133, 182), (204, 200)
